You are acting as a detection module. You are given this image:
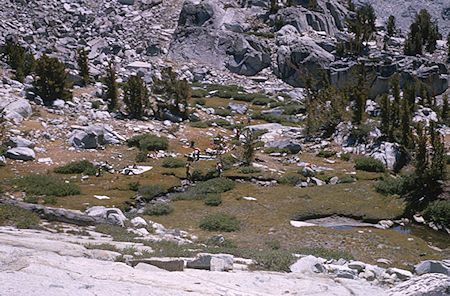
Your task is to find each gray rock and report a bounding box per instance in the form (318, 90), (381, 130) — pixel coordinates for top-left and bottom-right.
(85, 206), (127, 227)
(130, 217), (148, 228)
(368, 142), (404, 170)
(187, 253), (234, 271)
(267, 139), (301, 154)
(227, 102), (247, 114)
(414, 260), (450, 276)
(118, 0), (134, 5)
(388, 273), (450, 296)
(261, 107), (284, 118)
(52, 99), (65, 109)
(6, 136), (35, 148)
(6, 147), (36, 161)
(290, 255), (325, 273)
(275, 36), (334, 87)
(329, 176), (339, 185)
(0, 98), (32, 123)
(387, 268), (413, 281)
(348, 261), (366, 272)
(310, 177), (326, 186)
(68, 125), (125, 149)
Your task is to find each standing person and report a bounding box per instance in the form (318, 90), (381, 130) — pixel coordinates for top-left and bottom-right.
(194, 147), (200, 161)
(216, 162), (223, 177)
(247, 115), (252, 125)
(185, 162), (192, 181)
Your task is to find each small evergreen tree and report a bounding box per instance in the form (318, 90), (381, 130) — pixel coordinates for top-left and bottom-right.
(404, 9), (441, 55)
(414, 124), (427, 180)
(242, 129), (255, 166)
(76, 48), (90, 86)
(347, 0), (355, 11)
(2, 40), (35, 82)
(351, 62), (368, 125)
(346, 5), (376, 53)
(386, 15), (396, 36)
(428, 122), (446, 183)
(389, 73), (401, 127)
(441, 94), (448, 123)
(447, 32), (450, 60)
(403, 83), (416, 114)
(34, 54), (72, 105)
(152, 67), (190, 120)
(379, 93), (392, 139)
(123, 75), (149, 119)
(105, 61), (119, 112)
(269, 0), (278, 13)
(400, 97), (413, 149)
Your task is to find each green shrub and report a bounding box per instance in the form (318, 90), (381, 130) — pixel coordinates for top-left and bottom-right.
(84, 243), (120, 252)
(54, 160), (96, 175)
(162, 157), (185, 168)
(189, 168), (217, 182)
(238, 166), (261, 174)
(144, 203), (174, 216)
(141, 240), (193, 257)
(94, 224), (138, 242)
(374, 175), (415, 195)
(221, 155), (239, 170)
(354, 157), (385, 172)
(43, 196), (57, 204)
(200, 213), (240, 232)
(214, 107), (232, 117)
(0, 144), (8, 156)
(193, 98), (206, 106)
(128, 181), (141, 191)
(423, 200), (450, 229)
(297, 247), (354, 261)
(252, 97), (274, 105)
(283, 104), (305, 115)
(0, 204), (40, 229)
(234, 93), (267, 102)
(127, 134), (168, 151)
(208, 118), (231, 127)
(192, 89), (208, 98)
(264, 147), (291, 154)
(190, 121), (209, 128)
(265, 240), (281, 250)
(339, 176), (355, 183)
(340, 153), (351, 161)
(138, 184), (166, 201)
(204, 193), (222, 206)
(317, 150), (336, 158)
(280, 174), (304, 186)
(252, 250), (294, 272)
(91, 101), (101, 109)
(135, 151), (147, 163)
(174, 177), (235, 200)
(13, 175), (81, 197)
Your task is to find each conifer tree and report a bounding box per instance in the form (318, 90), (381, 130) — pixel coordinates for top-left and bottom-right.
(351, 62), (368, 125)
(152, 67), (190, 120)
(346, 5), (376, 53)
(404, 9), (441, 55)
(105, 61), (119, 112)
(123, 75), (149, 119)
(441, 94), (448, 123)
(347, 0), (355, 11)
(379, 93), (391, 139)
(242, 129), (255, 166)
(389, 73), (401, 127)
(400, 98), (413, 149)
(34, 54), (72, 105)
(2, 40), (35, 82)
(76, 48), (90, 86)
(447, 32), (450, 60)
(403, 83), (416, 114)
(386, 15), (396, 36)
(429, 122), (446, 183)
(414, 124), (427, 180)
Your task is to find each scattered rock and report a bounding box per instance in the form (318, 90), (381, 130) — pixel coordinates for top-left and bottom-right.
(129, 258), (184, 271)
(5, 147), (36, 161)
(85, 206), (127, 227)
(388, 273), (450, 296)
(414, 260), (450, 276)
(187, 253), (234, 271)
(290, 255), (325, 273)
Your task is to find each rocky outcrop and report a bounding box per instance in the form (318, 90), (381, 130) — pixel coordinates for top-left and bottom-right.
(5, 136), (35, 148)
(0, 97), (32, 124)
(68, 124), (125, 149)
(388, 273), (450, 296)
(168, 0), (270, 76)
(414, 260), (450, 276)
(5, 147), (35, 161)
(186, 253), (234, 271)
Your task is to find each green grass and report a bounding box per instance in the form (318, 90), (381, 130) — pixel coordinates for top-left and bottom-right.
(127, 134), (169, 151)
(138, 184), (166, 201)
(54, 160), (97, 175)
(94, 224), (139, 242)
(173, 178), (235, 200)
(297, 247), (354, 261)
(424, 200), (450, 229)
(204, 193), (222, 206)
(0, 204), (40, 229)
(162, 157), (185, 168)
(13, 175), (81, 197)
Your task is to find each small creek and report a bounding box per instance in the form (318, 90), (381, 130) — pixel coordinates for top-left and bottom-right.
(300, 216), (450, 250)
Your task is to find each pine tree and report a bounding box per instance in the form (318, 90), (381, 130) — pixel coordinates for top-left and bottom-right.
(379, 93), (391, 139)
(105, 61), (119, 112)
(2, 40), (35, 82)
(351, 62), (368, 125)
(386, 15), (396, 36)
(242, 129), (255, 166)
(447, 32), (450, 60)
(414, 124), (427, 180)
(152, 67), (190, 120)
(403, 83), (416, 114)
(34, 54), (72, 105)
(269, 0), (278, 13)
(76, 48), (90, 86)
(346, 5), (376, 53)
(404, 9), (441, 55)
(400, 98), (413, 149)
(441, 94), (448, 123)
(123, 75), (149, 119)
(429, 122), (446, 182)
(389, 73), (401, 127)
(347, 0), (355, 11)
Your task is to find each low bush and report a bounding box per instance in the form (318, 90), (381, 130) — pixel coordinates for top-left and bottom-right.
(252, 250), (294, 272)
(13, 175), (81, 197)
(128, 181), (140, 191)
(174, 177), (235, 200)
(238, 166), (261, 174)
(423, 200), (450, 229)
(252, 97), (274, 106)
(127, 134), (168, 151)
(264, 147), (291, 154)
(162, 157), (185, 168)
(234, 92), (267, 103)
(193, 97), (206, 105)
(138, 184), (166, 201)
(214, 107), (232, 117)
(374, 175), (415, 195)
(340, 153), (351, 161)
(221, 155), (239, 170)
(338, 176), (355, 183)
(208, 118), (231, 127)
(141, 240), (193, 257)
(144, 203), (174, 216)
(190, 121), (209, 128)
(191, 88), (208, 98)
(190, 168), (217, 182)
(0, 204), (40, 229)
(280, 174), (304, 186)
(354, 157), (385, 172)
(84, 243), (120, 252)
(94, 224), (138, 242)
(200, 213), (240, 232)
(204, 193), (222, 206)
(265, 240), (281, 250)
(135, 151), (147, 163)
(54, 160), (96, 175)
(283, 104), (305, 115)
(317, 150), (336, 158)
